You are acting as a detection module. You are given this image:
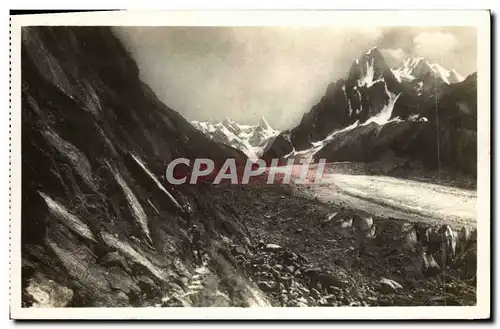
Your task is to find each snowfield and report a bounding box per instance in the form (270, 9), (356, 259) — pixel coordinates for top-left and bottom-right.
(307, 170), (477, 229)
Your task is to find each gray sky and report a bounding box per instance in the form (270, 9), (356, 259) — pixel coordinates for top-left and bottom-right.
(115, 26), (476, 130)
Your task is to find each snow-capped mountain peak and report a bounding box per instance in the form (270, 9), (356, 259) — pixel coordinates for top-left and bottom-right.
(220, 117), (243, 135)
(348, 46), (393, 88)
(192, 117), (279, 159)
(391, 56), (465, 84)
(429, 63), (465, 84)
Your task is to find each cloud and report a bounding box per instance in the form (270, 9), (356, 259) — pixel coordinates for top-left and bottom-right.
(380, 48), (407, 68)
(115, 26), (385, 129)
(413, 32), (459, 58)
(115, 27), (475, 130)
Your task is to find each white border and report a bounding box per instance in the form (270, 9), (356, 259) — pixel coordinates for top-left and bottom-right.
(9, 10), (491, 320)
(8, 10), (493, 26)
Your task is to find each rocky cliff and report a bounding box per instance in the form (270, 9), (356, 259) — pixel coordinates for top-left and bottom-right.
(20, 26), (267, 307)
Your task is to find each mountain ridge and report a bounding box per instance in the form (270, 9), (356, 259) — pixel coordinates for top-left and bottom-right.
(262, 46), (477, 176)
(192, 117), (279, 159)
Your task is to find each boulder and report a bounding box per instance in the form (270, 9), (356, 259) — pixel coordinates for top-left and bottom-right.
(296, 301), (308, 307)
(439, 224), (458, 259)
(353, 215), (376, 239)
(321, 213), (338, 226)
(310, 288), (321, 299)
(339, 218), (353, 229)
(299, 287), (310, 297)
(457, 226), (471, 255)
(289, 291), (300, 300)
(233, 245), (247, 256)
(428, 295), (463, 306)
(279, 292), (288, 305)
(427, 227), (443, 254)
(271, 268), (281, 279)
(304, 267), (322, 275)
(100, 252), (132, 274)
(25, 276), (74, 307)
(105, 268), (141, 295)
(162, 295), (190, 307)
(264, 244), (282, 252)
(422, 252), (441, 277)
(242, 237), (253, 247)
(461, 242), (477, 278)
(94, 290), (129, 307)
(280, 276), (293, 288)
(221, 236), (233, 245)
(360, 216), (374, 230)
(136, 275), (159, 294)
(325, 294), (337, 303)
(327, 286), (343, 295)
(252, 255), (266, 264)
(470, 228), (477, 242)
(257, 280), (279, 293)
(378, 278), (403, 293)
(328, 212), (339, 220)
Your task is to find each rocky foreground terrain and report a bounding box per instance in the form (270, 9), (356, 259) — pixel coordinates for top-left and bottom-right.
(208, 183), (477, 307)
(23, 181), (478, 308)
(20, 26), (477, 309)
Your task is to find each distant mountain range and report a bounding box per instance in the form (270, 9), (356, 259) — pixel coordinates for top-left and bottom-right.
(191, 46), (476, 176)
(191, 117), (279, 159)
(260, 46), (476, 176)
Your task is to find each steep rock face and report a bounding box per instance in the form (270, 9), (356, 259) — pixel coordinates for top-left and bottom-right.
(285, 47), (402, 151)
(261, 132), (294, 161)
(262, 47), (477, 177)
(20, 27), (267, 307)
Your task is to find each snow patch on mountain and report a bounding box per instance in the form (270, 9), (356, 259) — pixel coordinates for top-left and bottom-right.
(192, 117), (279, 159)
(391, 57), (464, 84)
(430, 63), (465, 84)
(285, 81), (402, 163)
(365, 83), (401, 125)
(391, 57), (421, 82)
(284, 120), (362, 163)
(358, 58), (375, 87)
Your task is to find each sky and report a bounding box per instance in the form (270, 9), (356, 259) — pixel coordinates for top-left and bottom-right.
(115, 26), (477, 130)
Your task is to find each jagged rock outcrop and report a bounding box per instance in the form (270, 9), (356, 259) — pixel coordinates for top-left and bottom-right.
(21, 26), (272, 307)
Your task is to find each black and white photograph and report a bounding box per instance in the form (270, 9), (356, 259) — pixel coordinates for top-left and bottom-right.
(9, 10), (491, 319)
